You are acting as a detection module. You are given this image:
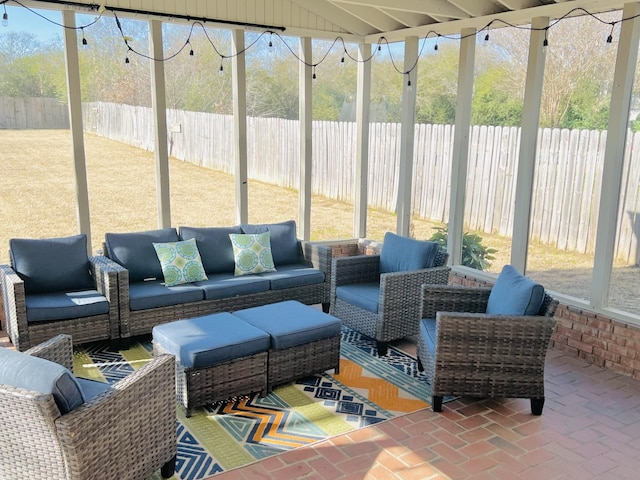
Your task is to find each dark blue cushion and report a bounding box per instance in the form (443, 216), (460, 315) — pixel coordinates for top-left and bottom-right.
(77, 378), (112, 402)
(0, 347), (84, 414)
(257, 264), (325, 290)
(486, 265), (545, 316)
(193, 273), (270, 300)
(179, 226), (242, 274)
(335, 283), (380, 313)
(10, 234), (94, 295)
(419, 317), (437, 357)
(104, 228), (179, 282)
(25, 290), (110, 323)
(128, 280), (204, 311)
(152, 313), (270, 368)
(233, 300), (342, 350)
(379, 232), (439, 274)
(240, 220), (300, 266)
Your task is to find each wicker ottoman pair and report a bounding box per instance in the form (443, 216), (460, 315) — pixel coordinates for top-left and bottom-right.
(153, 300), (342, 417)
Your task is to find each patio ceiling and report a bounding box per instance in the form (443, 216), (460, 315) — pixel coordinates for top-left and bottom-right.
(32, 0), (629, 41)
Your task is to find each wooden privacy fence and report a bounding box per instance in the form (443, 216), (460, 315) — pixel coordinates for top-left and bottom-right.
(83, 102), (640, 265)
(0, 97), (69, 129)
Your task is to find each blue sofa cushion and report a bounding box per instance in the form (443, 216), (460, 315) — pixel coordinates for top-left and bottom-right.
(179, 226), (242, 274)
(240, 220), (300, 266)
(25, 290), (110, 323)
(104, 228), (179, 282)
(336, 283), (380, 314)
(258, 264), (325, 290)
(10, 234), (94, 295)
(77, 378), (112, 402)
(0, 347), (84, 414)
(152, 313), (270, 368)
(233, 300), (342, 350)
(128, 280), (204, 311)
(193, 273), (271, 300)
(419, 317), (437, 356)
(486, 265), (545, 316)
(379, 232), (439, 274)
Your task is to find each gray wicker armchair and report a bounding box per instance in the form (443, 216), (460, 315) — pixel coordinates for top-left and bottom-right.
(330, 233), (450, 356)
(0, 335), (177, 480)
(417, 276), (558, 415)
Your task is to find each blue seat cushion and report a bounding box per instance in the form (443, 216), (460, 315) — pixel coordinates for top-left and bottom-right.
(335, 282), (380, 314)
(77, 378), (112, 402)
(128, 280), (204, 311)
(25, 290), (110, 323)
(257, 264), (324, 290)
(193, 273), (270, 300)
(152, 313), (271, 368)
(105, 228), (179, 282)
(179, 225), (242, 274)
(379, 232), (439, 274)
(10, 234), (94, 295)
(419, 317), (437, 357)
(486, 265), (545, 316)
(0, 347), (84, 414)
(240, 220), (300, 266)
(233, 300), (342, 350)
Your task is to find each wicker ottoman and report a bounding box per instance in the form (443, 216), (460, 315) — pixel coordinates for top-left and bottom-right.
(152, 312), (270, 417)
(233, 300), (342, 390)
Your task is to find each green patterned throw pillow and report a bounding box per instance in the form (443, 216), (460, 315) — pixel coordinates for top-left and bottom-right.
(229, 232), (276, 276)
(152, 238), (208, 286)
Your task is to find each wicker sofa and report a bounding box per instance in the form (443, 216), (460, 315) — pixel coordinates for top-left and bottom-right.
(102, 220), (332, 341)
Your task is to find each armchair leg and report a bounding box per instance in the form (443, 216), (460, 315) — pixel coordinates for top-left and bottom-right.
(432, 396), (443, 412)
(376, 341), (388, 356)
(417, 355), (424, 372)
(322, 303), (330, 313)
(531, 398), (545, 415)
(161, 454), (177, 478)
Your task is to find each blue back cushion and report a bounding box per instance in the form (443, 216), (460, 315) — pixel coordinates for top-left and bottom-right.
(486, 265), (545, 316)
(241, 220), (300, 266)
(379, 232), (439, 274)
(179, 226), (242, 274)
(105, 228), (179, 282)
(10, 234), (94, 295)
(0, 347), (84, 414)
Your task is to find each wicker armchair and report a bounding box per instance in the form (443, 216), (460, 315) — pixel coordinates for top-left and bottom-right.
(0, 334), (177, 480)
(417, 280), (558, 415)
(330, 233), (450, 356)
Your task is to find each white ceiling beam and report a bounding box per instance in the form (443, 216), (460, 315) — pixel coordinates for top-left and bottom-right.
(496, 0), (539, 9)
(449, 0), (507, 17)
(379, 9), (436, 28)
(290, 0), (378, 35)
(335, 0), (469, 19)
(333, 3), (403, 32)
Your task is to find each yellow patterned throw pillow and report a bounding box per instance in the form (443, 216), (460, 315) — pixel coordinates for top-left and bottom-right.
(152, 238), (208, 286)
(229, 232), (276, 275)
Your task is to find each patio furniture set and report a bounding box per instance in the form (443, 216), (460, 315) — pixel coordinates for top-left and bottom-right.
(0, 224), (557, 478)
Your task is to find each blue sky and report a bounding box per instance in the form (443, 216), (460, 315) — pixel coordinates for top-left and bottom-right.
(3, 4), (64, 41)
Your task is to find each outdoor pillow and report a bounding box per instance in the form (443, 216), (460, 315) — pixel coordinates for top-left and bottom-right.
(10, 234), (94, 295)
(0, 346), (84, 414)
(379, 232), (439, 274)
(486, 265), (545, 316)
(105, 228), (179, 282)
(179, 225), (242, 274)
(229, 232), (277, 276)
(240, 220), (300, 266)
(152, 238), (208, 286)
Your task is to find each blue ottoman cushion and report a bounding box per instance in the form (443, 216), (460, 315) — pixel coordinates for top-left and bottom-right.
(152, 313), (271, 368)
(233, 300), (342, 350)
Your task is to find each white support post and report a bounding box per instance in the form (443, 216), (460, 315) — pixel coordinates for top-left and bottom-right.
(299, 37), (313, 241)
(511, 16), (549, 272)
(62, 10), (92, 253)
(232, 30), (248, 225)
(149, 19), (171, 228)
(448, 27), (476, 266)
(591, 2), (640, 309)
(354, 43), (372, 239)
(396, 36), (418, 237)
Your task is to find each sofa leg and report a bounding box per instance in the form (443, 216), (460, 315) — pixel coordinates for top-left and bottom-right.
(161, 454), (177, 478)
(376, 341), (388, 356)
(110, 337), (130, 351)
(417, 355), (424, 372)
(531, 397), (545, 415)
(322, 303), (330, 313)
(432, 396), (443, 412)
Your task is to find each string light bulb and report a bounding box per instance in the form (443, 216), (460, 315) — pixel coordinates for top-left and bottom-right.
(187, 40), (194, 56)
(543, 28), (549, 47)
(219, 62), (224, 76)
(406, 74), (412, 92)
(312, 67), (317, 82)
(125, 56), (130, 64)
(606, 23), (615, 44)
(340, 56), (345, 67)
(484, 32), (489, 42)
(81, 28), (87, 45)
(2, 5), (8, 27)
(434, 36), (439, 51)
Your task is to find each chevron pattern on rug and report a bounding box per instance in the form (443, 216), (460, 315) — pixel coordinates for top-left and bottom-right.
(73, 327), (435, 480)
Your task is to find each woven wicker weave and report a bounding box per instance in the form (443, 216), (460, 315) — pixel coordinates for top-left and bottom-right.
(330, 249), (450, 355)
(107, 240), (332, 340)
(0, 256), (122, 351)
(0, 334), (177, 479)
(416, 284), (558, 414)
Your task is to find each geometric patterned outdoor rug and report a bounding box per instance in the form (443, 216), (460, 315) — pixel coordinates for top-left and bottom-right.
(73, 327), (437, 480)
